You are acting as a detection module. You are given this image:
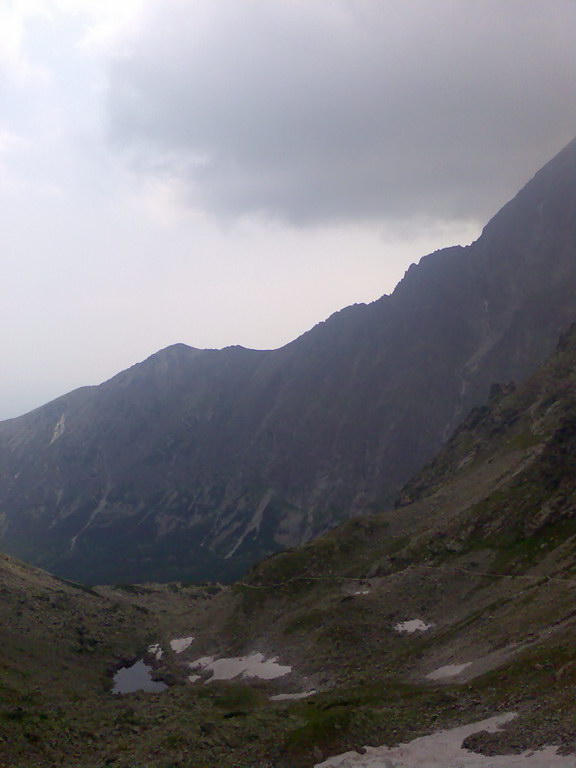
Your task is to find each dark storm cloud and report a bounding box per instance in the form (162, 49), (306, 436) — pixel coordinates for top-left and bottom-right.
(106, 0), (576, 225)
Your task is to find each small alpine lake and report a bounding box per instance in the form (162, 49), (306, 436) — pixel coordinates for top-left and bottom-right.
(112, 659), (168, 695)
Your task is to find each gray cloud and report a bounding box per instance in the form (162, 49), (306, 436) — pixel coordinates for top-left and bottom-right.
(106, 0), (576, 226)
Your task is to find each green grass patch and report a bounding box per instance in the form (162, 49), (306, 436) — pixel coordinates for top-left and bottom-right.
(197, 682), (266, 713)
(284, 609), (327, 635)
(285, 705), (352, 748)
(474, 643), (576, 703)
(491, 517), (576, 573)
(505, 429), (544, 452)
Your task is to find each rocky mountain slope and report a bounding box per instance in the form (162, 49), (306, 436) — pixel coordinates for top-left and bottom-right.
(4, 320), (576, 768)
(0, 137), (575, 584)
(169, 320), (576, 764)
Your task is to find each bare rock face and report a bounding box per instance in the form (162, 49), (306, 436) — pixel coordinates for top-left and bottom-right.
(0, 138), (575, 584)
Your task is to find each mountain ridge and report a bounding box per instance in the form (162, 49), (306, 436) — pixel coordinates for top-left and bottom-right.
(1, 137), (575, 584)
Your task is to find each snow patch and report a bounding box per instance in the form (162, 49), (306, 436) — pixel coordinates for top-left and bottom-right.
(50, 414), (65, 444)
(189, 652), (291, 682)
(394, 619), (433, 634)
(270, 690), (316, 701)
(170, 636), (194, 653)
(315, 713), (575, 767)
(427, 662), (472, 680)
(147, 643), (163, 660)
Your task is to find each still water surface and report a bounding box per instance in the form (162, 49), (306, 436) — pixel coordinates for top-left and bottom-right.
(113, 659), (167, 694)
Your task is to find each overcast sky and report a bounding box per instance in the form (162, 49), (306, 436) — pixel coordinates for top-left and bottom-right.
(1, 0), (575, 420)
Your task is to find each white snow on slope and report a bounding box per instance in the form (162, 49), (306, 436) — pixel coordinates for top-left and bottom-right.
(394, 619), (433, 634)
(170, 636), (194, 653)
(427, 662), (472, 680)
(189, 652), (291, 682)
(270, 690), (316, 701)
(50, 414), (65, 444)
(315, 713), (576, 767)
(147, 643), (163, 660)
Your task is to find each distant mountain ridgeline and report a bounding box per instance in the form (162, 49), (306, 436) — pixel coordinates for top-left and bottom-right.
(0, 137), (575, 584)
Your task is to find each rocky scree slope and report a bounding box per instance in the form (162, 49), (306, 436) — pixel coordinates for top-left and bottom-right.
(0, 138), (575, 584)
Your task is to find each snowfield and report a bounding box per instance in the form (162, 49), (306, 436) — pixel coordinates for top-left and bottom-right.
(314, 714), (576, 768)
(188, 652), (291, 681)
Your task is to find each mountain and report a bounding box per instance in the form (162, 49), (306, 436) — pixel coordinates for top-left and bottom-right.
(4, 320), (576, 768)
(177, 320), (576, 764)
(0, 137), (575, 584)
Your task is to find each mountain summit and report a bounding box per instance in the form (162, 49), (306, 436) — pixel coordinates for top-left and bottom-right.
(1, 138), (575, 584)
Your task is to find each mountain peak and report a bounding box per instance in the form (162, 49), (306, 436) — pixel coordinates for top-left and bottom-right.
(146, 342), (202, 358)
